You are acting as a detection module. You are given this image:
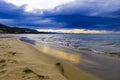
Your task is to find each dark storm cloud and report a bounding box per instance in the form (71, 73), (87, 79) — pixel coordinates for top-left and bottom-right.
(0, 0), (120, 31)
(47, 15), (120, 31)
(43, 0), (120, 31)
(0, 0), (65, 28)
(51, 0), (120, 17)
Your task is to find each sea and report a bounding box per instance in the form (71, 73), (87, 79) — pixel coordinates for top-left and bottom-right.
(1, 34), (120, 80)
(2, 34), (120, 54)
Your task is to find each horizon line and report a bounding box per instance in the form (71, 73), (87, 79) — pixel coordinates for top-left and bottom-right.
(36, 29), (116, 34)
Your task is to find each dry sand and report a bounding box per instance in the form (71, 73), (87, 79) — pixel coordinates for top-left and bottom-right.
(0, 37), (99, 80)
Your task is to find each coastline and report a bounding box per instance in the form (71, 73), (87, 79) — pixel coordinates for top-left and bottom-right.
(19, 36), (120, 80)
(0, 37), (99, 80)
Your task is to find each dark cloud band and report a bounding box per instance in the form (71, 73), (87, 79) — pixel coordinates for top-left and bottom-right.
(0, 0), (120, 31)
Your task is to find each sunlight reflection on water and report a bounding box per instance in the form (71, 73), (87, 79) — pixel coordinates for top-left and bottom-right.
(35, 43), (80, 64)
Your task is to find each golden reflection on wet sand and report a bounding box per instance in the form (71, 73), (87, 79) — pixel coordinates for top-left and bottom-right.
(35, 44), (80, 64)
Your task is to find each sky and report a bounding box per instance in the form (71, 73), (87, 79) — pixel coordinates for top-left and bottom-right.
(0, 0), (120, 33)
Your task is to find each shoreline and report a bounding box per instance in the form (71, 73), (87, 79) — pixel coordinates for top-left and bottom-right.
(17, 36), (120, 80)
(19, 36), (120, 60)
(0, 37), (99, 80)
(19, 37), (120, 80)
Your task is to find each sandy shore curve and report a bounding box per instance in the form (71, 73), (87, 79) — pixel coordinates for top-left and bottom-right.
(0, 37), (99, 80)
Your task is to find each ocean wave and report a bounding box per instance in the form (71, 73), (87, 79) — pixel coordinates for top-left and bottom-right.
(105, 42), (120, 47)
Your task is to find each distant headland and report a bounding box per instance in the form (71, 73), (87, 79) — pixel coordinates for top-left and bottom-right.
(0, 23), (51, 34)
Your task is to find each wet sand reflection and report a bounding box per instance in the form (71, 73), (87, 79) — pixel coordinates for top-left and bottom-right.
(36, 44), (80, 64)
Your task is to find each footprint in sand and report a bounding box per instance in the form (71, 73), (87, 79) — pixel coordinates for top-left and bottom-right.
(8, 51), (17, 56)
(0, 51), (19, 70)
(23, 68), (49, 80)
(0, 67), (49, 80)
(56, 62), (64, 75)
(0, 59), (6, 69)
(8, 51), (23, 57)
(0, 59), (6, 63)
(0, 45), (10, 50)
(0, 70), (7, 76)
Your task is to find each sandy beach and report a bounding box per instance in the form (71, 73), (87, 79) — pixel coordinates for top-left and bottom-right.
(0, 37), (99, 80)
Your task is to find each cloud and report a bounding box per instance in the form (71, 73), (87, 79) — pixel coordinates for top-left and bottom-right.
(0, 0), (66, 28)
(4, 0), (120, 17)
(4, 0), (74, 12)
(41, 0), (120, 31)
(47, 15), (120, 31)
(0, 0), (120, 31)
(47, 0), (119, 17)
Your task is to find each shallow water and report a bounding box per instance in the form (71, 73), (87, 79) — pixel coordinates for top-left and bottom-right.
(5, 34), (120, 53)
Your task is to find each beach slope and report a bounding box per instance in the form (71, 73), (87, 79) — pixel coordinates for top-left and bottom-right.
(0, 37), (99, 80)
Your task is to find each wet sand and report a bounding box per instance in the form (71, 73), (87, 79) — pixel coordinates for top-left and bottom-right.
(35, 43), (120, 80)
(55, 46), (120, 80)
(78, 51), (120, 80)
